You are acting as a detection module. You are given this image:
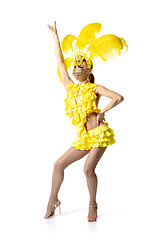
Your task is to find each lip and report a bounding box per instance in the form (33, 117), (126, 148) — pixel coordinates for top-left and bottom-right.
(76, 72), (82, 76)
(77, 73), (84, 76)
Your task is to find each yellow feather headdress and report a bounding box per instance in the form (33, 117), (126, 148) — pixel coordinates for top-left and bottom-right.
(57, 22), (128, 83)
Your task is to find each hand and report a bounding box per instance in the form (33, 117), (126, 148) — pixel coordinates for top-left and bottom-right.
(97, 112), (106, 126)
(47, 21), (58, 38)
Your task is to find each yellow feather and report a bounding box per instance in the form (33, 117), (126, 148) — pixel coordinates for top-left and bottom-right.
(61, 35), (77, 54)
(87, 34), (128, 61)
(75, 23), (102, 50)
(120, 37), (129, 52)
(57, 66), (62, 83)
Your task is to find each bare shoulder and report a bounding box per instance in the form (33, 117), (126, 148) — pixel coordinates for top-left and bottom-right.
(63, 77), (75, 91)
(95, 84), (124, 100)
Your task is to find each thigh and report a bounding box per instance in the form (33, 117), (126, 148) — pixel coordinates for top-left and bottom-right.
(84, 146), (107, 171)
(55, 147), (90, 169)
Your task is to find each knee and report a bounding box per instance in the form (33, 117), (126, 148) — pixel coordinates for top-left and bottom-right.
(83, 167), (95, 177)
(54, 160), (64, 171)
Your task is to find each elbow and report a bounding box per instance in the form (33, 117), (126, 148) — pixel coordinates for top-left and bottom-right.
(116, 96), (124, 103)
(121, 96), (124, 101)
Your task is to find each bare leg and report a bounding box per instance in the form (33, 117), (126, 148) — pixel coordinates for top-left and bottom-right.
(83, 146), (107, 220)
(44, 147), (90, 218)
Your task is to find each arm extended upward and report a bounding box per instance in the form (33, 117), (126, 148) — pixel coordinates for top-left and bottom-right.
(47, 21), (72, 86)
(53, 33), (64, 64)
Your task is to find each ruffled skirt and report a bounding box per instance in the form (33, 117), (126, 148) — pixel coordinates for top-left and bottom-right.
(70, 123), (116, 150)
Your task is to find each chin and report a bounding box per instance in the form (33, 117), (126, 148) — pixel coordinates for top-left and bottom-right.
(78, 78), (86, 81)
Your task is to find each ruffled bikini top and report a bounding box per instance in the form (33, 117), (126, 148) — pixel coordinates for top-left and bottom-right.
(64, 82), (101, 136)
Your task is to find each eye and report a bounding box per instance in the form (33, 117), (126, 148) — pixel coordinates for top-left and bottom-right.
(74, 65), (76, 68)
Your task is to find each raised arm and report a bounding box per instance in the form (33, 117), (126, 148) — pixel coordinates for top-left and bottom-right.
(47, 21), (74, 90)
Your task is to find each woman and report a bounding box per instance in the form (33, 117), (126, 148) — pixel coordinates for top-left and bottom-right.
(44, 21), (125, 222)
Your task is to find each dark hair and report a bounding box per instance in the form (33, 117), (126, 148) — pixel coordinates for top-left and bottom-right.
(82, 59), (95, 83)
(89, 73), (95, 83)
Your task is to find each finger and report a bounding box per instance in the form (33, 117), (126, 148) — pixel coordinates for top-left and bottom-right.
(47, 25), (52, 29)
(103, 119), (107, 124)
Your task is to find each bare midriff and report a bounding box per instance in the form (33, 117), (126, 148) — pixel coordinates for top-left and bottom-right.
(84, 112), (106, 131)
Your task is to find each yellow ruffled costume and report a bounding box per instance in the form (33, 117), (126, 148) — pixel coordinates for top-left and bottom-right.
(56, 22), (128, 150)
(64, 81), (116, 150)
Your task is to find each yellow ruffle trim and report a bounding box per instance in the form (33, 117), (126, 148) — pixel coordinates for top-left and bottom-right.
(70, 124), (116, 150)
(64, 82), (101, 136)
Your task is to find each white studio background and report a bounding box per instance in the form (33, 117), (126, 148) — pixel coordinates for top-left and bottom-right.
(0, 0), (160, 239)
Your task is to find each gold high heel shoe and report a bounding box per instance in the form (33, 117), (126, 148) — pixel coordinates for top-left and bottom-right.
(44, 199), (61, 219)
(87, 202), (98, 222)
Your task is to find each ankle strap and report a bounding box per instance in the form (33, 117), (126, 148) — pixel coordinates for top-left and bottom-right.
(89, 203), (98, 208)
(48, 199), (60, 205)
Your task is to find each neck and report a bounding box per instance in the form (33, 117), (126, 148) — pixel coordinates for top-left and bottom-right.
(78, 79), (90, 87)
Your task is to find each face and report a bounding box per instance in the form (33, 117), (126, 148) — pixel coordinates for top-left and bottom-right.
(72, 61), (91, 81)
